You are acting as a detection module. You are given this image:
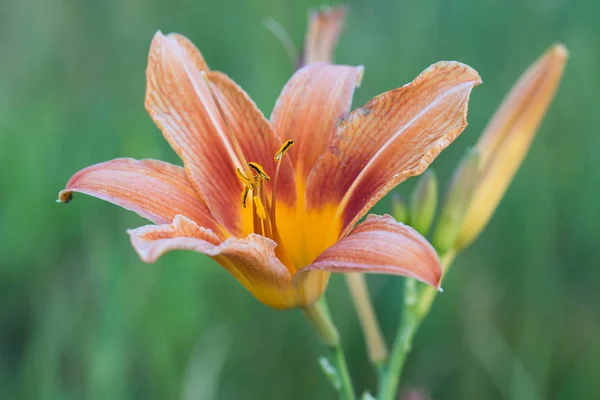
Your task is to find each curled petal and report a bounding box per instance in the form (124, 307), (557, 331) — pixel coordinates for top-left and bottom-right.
(295, 214), (442, 288)
(271, 63), (364, 182)
(307, 61), (481, 236)
(302, 6), (347, 65)
(129, 214), (222, 261)
(128, 215), (303, 309)
(57, 158), (221, 233)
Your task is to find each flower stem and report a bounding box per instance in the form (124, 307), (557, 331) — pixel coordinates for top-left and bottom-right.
(303, 298), (356, 400)
(377, 251), (456, 400)
(345, 273), (388, 366)
(377, 278), (420, 400)
(329, 342), (355, 400)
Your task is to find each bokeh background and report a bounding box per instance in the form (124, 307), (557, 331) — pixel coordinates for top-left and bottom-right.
(2, 0), (599, 398)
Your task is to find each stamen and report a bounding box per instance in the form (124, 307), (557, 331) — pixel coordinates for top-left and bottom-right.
(274, 140), (294, 161)
(241, 186), (250, 208)
(259, 181), (273, 238)
(270, 139), (294, 223)
(248, 162), (271, 181)
(236, 168), (255, 189)
(252, 199), (263, 235)
(253, 196), (267, 220)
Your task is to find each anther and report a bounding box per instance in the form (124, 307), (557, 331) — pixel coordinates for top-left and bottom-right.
(254, 196), (267, 220)
(241, 186), (250, 208)
(274, 140), (294, 161)
(236, 168), (255, 189)
(248, 162), (271, 181)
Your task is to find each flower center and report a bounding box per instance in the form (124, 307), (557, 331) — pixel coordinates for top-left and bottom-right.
(236, 142), (295, 268)
(200, 72), (296, 270)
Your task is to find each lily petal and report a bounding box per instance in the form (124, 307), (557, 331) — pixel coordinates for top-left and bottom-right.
(146, 31), (254, 235)
(302, 6), (347, 65)
(169, 33), (210, 71)
(307, 61), (481, 236)
(160, 36), (287, 189)
(128, 215), (300, 309)
(58, 158), (221, 233)
(271, 63), (364, 182)
(206, 71), (296, 204)
(295, 214), (442, 288)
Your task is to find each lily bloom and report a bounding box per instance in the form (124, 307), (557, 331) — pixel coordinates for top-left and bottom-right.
(58, 32), (480, 309)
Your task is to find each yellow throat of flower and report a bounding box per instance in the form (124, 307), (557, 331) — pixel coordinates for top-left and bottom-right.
(235, 142), (296, 271)
(201, 71), (300, 272)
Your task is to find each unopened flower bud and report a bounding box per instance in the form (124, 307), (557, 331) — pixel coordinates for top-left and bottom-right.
(456, 43), (568, 250)
(391, 192), (409, 224)
(433, 148), (480, 254)
(409, 170), (438, 236)
(302, 6), (347, 65)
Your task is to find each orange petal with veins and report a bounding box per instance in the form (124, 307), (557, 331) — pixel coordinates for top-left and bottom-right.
(146, 32), (284, 235)
(206, 71), (296, 206)
(128, 215), (307, 309)
(271, 63), (363, 182)
(307, 61), (481, 237)
(295, 214), (442, 288)
(58, 158), (222, 234)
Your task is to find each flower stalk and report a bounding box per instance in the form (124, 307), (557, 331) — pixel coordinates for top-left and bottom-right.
(304, 299), (356, 399)
(377, 251), (456, 400)
(345, 273), (388, 366)
(377, 278), (420, 400)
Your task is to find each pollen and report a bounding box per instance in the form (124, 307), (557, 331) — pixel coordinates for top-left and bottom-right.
(241, 186), (250, 208)
(274, 140), (294, 161)
(236, 168), (255, 189)
(254, 196), (267, 220)
(248, 162), (271, 181)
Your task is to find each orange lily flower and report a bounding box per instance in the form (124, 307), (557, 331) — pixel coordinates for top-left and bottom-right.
(58, 32), (481, 309)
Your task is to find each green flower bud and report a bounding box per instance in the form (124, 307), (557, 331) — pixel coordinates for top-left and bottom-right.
(391, 192), (409, 224)
(433, 148), (480, 254)
(409, 170), (438, 236)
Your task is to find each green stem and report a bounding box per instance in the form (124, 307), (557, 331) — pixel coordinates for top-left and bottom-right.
(377, 251), (456, 400)
(345, 273), (388, 366)
(329, 343), (355, 400)
(303, 299), (356, 400)
(377, 279), (420, 400)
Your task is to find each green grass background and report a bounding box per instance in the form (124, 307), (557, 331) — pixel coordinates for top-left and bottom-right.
(1, 0), (599, 398)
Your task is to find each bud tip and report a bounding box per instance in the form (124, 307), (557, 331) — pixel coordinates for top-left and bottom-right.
(550, 42), (569, 59)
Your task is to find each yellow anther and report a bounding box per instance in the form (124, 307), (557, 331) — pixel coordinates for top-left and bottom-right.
(274, 140), (294, 161)
(248, 162), (271, 181)
(236, 168), (255, 189)
(241, 186), (250, 208)
(254, 196), (267, 220)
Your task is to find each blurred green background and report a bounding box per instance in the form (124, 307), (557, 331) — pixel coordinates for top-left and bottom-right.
(1, 0), (599, 398)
